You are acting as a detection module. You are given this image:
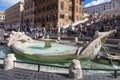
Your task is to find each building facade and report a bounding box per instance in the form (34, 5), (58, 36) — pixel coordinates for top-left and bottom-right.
(0, 11), (5, 28)
(5, 0), (24, 28)
(34, 0), (83, 28)
(24, 0), (34, 27)
(83, 0), (120, 17)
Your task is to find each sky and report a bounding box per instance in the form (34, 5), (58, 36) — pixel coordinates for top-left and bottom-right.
(83, 0), (111, 7)
(0, 0), (20, 11)
(0, 0), (111, 11)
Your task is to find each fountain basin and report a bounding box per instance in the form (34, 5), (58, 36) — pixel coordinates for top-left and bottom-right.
(11, 41), (77, 55)
(11, 41), (78, 63)
(8, 31), (79, 63)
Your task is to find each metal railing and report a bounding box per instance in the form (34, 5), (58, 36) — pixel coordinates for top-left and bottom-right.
(13, 60), (120, 78)
(0, 58), (120, 78)
(0, 58), (4, 59)
(14, 60), (68, 72)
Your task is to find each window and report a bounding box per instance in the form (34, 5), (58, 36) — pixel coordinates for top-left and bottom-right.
(61, 2), (64, 10)
(42, 7), (46, 12)
(42, 16), (45, 22)
(76, 6), (78, 12)
(35, 19), (37, 23)
(53, 14), (57, 21)
(3, 16), (5, 18)
(27, 12), (29, 15)
(69, 5), (72, 11)
(79, 0), (82, 5)
(69, 16), (72, 20)
(31, 10), (33, 15)
(113, 2), (115, 7)
(79, 8), (81, 13)
(39, 1), (41, 4)
(25, 6), (27, 10)
(38, 18), (41, 22)
(30, 19), (32, 22)
(24, 12), (26, 16)
(34, 10), (36, 14)
(60, 14), (64, 18)
(39, 9), (41, 13)
(31, 4), (33, 8)
(28, 5), (30, 9)
(77, 16), (79, 20)
(109, 4), (111, 9)
(104, 5), (106, 10)
(53, 4), (57, 9)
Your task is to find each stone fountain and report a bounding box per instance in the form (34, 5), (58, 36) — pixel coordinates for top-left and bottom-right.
(7, 31), (78, 63)
(7, 30), (119, 62)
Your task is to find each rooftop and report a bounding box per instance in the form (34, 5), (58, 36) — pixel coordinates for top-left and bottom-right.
(0, 11), (5, 15)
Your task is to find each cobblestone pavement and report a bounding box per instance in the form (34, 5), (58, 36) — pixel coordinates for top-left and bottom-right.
(0, 67), (120, 80)
(83, 73), (120, 80)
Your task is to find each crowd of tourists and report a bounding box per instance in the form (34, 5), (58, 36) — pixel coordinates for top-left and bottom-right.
(67, 15), (120, 38)
(1, 14), (120, 39)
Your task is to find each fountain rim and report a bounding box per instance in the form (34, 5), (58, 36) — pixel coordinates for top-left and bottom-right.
(11, 41), (78, 56)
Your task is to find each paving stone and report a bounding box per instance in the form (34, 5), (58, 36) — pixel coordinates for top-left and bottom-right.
(0, 64), (120, 80)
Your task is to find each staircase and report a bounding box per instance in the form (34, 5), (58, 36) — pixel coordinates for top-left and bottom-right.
(62, 18), (89, 29)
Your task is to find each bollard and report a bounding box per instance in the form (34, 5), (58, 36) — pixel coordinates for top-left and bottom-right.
(57, 36), (61, 41)
(75, 37), (78, 43)
(114, 70), (117, 78)
(69, 59), (83, 79)
(47, 35), (49, 39)
(3, 54), (16, 70)
(42, 36), (45, 39)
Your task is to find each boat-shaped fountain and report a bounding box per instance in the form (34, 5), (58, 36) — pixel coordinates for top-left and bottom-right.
(7, 30), (119, 63)
(8, 31), (78, 63)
